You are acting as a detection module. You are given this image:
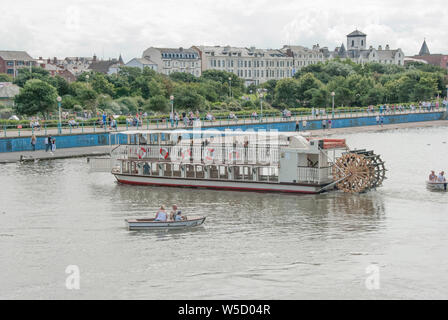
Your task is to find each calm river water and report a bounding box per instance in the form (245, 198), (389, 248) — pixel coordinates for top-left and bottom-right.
(1, 126), (447, 299)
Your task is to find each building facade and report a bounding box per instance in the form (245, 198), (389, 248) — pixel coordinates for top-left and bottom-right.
(193, 45), (296, 85)
(125, 57), (158, 71)
(0, 82), (20, 107)
(281, 45), (325, 72)
(329, 30), (405, 66)
(88, 55), (124, 75)
(142, 47), (201, 77)
(0, 51), (35, 78)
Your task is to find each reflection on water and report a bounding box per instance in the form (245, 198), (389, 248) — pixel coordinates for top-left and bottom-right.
(1, 126), (448, 299)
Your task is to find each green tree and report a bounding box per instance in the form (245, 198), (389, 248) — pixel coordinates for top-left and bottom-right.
(47, 75), (70, 96)
(361, 85), (385, 105)
(307, 87), (330, 107)
(172, 84), (206, 111)
(274, 78), (300, 107)
(0, 73), (13, 82)
(91, 73), (115, 96)
(69, 82), (98, 111)
(170, 72), (198, 83)
(14, 79), (58, 117)
(13, 67), (51, 87)
(413, 76), (438, 100)
(144, 95), (169, 113)
(297, 73), (323, 102)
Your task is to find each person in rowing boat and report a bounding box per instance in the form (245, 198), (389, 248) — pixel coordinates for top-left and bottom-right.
(154, 205), (167, 222)
(169, 205), (185, 221)
(437, 172), (447, 191)
(429, 171), (437, 182)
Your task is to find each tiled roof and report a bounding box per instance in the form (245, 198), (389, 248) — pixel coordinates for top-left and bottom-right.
(0, 82), (20, 98)
(88, 60), (118, 73)
(347, 30), (366, 37)
(0, 50), (34, 61)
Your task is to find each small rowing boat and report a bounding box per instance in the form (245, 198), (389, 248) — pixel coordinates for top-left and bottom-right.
(125, 216), (206, 230)
(426, 181), (447, 192)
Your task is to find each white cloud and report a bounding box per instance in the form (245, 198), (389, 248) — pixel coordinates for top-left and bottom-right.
(0, 0), (447, 61)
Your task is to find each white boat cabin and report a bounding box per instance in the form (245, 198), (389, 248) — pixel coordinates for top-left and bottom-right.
(112, 130), (348, 186)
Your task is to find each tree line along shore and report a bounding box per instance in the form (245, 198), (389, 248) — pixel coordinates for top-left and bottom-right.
(0, 58), (447, 125)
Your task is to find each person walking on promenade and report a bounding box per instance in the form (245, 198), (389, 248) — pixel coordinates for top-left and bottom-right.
(302, 120), (307, 130)
(380, 115), (384, 127)
(322, 119), (327, 130)
(51, 138), (56, 153)
(45, 135), (52, 152)
(376, 115), (380, 126)
(31, 134), (37, 151)
(328, 119), (332, 129)
(295, 121), (300, 132)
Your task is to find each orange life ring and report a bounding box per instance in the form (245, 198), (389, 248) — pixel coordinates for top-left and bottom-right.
(137, 147), (147, 159)
(160, 148), (169, 160)
(205, 148), (215, 162)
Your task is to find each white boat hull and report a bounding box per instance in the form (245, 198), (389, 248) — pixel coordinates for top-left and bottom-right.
(126, 216), (206, 230)
(426, 181), (447, 192)
(113, 173), (324, 194)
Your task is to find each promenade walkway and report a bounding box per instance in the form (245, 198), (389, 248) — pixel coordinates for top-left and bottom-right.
(0, 146), (111, 163)
(2, 107), (446, 138)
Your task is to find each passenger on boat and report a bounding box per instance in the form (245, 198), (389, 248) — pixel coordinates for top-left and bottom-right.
(438, 172), (447, 191)
(429, 171), (437, 182)
(175, 211), (185, 221)
(169, 205), (185, 221)
(155, 206), (167, 222)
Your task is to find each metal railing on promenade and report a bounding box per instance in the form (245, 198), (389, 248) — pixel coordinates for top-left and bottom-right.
(1, 106), (446, 138)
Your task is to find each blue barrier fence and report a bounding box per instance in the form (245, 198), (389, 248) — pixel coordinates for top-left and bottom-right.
(0, 111), (445, 153)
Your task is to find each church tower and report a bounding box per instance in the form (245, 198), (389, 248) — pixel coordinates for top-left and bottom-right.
(418, 39), (430, 56)
(347, 30), (367, 51)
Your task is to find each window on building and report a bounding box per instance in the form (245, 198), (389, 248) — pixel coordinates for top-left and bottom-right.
(352, 40), (354, 47)
(361, 40), (364, 46)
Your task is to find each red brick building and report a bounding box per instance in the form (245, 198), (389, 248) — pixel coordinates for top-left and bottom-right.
(0, 51), (36, 77)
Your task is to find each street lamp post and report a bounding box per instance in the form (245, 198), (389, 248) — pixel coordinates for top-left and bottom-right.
(170, 95), (174, 127)
(258, 88), (267, 120)
(57, 96), (62, 134)
(331, 92), (335, 118)
(228, 77), (232, 98)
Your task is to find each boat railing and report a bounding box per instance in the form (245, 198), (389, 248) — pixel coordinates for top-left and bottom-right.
(124, 144), (280, 165)
(297, 166), (333, 184)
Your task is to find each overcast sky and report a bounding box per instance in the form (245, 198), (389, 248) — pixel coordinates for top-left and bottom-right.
(1, 0), (446, 61)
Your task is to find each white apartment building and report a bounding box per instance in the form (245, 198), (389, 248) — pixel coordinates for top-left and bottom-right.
(281, 45), (325, 71)
(125, 57), (158, 71)
(142, 47), (201, 76)
(193, 45), (295, 85)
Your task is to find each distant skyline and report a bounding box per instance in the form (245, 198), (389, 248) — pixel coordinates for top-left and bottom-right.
(1, 0), (446, 62)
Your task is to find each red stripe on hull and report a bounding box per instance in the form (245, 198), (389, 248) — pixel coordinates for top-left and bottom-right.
(116, 178), (318, 194)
